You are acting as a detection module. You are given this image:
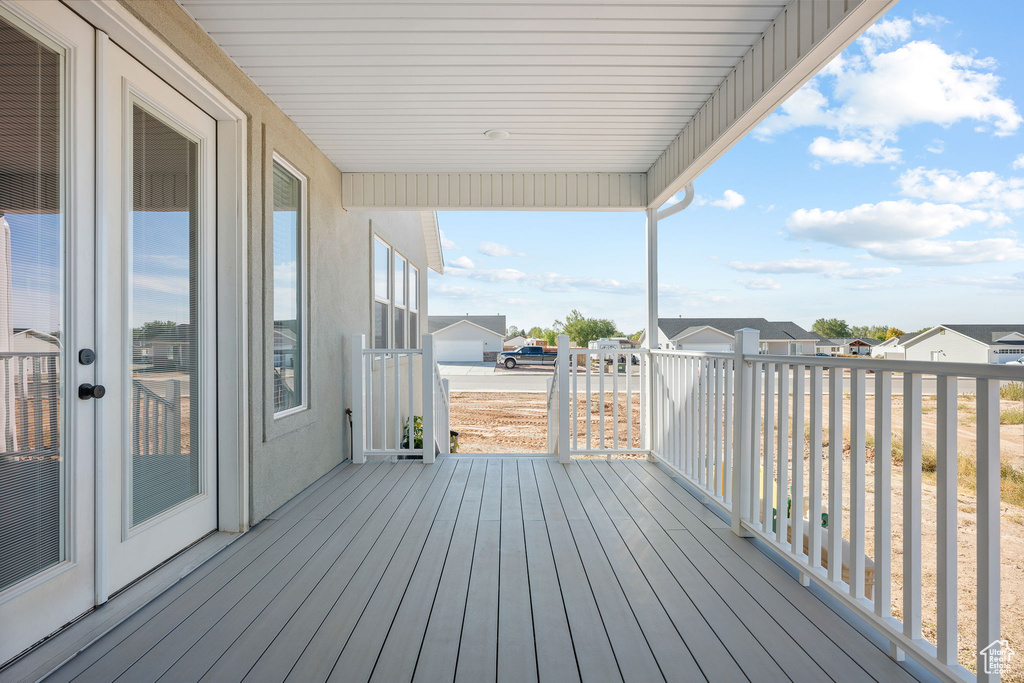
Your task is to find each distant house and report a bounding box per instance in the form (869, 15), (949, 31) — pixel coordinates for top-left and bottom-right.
(10, 328), (60, 353)
(588, 337), (638, 350)
(428, 315), (506, 362)
(870, 333), (918, 359)
(642, 318), (820, 355)
(816, 337), (879, 356)
(503, 334), (527, 349)
(148, 324), (196, 369)
(903, 324), (1024, 364)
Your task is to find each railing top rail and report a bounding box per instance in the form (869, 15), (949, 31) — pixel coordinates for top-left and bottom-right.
(751, 352), (1024, 381)
(651, 349), (734, 360)
(570, 347), (648, 354)
(0, 351), (61, 358)
(361, 347), (424, 355)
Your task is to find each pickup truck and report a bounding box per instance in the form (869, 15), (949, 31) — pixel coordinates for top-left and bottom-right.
(497, 345), (557, 369)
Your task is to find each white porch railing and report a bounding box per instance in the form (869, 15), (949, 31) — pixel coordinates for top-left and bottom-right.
(548, 328), (1024, 682)
(349, 333), (450, 464)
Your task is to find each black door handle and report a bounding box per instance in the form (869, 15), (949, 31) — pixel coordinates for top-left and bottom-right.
(79, 383), (106, 400)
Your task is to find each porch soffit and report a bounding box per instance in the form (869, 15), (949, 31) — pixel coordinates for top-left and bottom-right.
(178, 0), (895, 210)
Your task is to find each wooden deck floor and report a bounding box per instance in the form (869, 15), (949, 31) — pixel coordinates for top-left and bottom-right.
(47, 458), (918, 683)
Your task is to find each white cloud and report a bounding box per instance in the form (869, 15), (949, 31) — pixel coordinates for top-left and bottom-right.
(450, 255), (475, 269)
(478, 241), (525, 257)
(826, 266), (902, 279)
(658, 284), (732, 305)
(784, 199), (1024, 265)
(808, 136), (902, 165)
(938, 273), (1024, 289)
(1013, 154), (1024, 170)
(787, 200), (997, 244)
(926, 139), (945, 154)
(697, 189), (746, 210)
(897, 167), (1024, 211)
(912, 12), (951, 29)
(439, 230), (457, 250)
(728, 258), (850, 274)
(755, 23), (1023, 165)
(736, 277), (782, 290)
(446, 266), (642, 295)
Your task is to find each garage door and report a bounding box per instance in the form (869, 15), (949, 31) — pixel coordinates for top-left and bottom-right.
(436, 340), (484, 362)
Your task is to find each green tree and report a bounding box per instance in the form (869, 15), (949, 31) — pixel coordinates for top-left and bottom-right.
(542, 328), (558, 346)
(507, 325), (522, 337)
(851, 324), (889, 340)
(555, 309), (619, 347)
(526, 326), (544, 338)
(133, 319), (177, 342)
(811, 318), (851, 338)
(884, 327), (905, 340)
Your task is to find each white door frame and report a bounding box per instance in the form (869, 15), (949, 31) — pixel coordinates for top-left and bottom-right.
(69, 0), (249, 601)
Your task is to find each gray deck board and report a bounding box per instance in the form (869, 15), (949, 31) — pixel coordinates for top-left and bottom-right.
(48, 457), (918, 683)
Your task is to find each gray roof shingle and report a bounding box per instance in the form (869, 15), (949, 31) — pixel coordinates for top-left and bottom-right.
(428, 315), (506, 336)
(938, 324), (1024, 346)
(658, 318), (817, 342)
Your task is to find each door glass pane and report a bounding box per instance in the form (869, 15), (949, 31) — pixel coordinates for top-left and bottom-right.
(272, 162), (302, 413)
(0, 14), (64, 590)
(130, 104), (200, 526)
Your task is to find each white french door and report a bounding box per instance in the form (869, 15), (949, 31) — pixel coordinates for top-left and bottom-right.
(0, 0), (96, 664)
(98, 41), (218, 597)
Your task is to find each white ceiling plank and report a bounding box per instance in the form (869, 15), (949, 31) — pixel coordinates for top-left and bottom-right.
(179, 0), (891, 193)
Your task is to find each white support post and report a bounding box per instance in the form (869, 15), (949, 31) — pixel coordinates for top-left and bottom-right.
(557, 334), (571, 464)
(349, 334), (366, 464)
(731, 329), (758, 537)
(421, 333), (436, 464)
(644, 207), (658, 459)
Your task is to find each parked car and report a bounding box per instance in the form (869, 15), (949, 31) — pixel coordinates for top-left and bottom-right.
(497, 345), (558, 369)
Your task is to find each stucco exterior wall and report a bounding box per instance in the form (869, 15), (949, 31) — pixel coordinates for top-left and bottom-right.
(905, 329), (989, 364)
(117, 0), (430, 523)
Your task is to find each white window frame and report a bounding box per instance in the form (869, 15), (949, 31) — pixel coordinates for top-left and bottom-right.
(394, 251), (407, 349)
(371, 234), (416, 350)
(270, 153), (309, 418)
(409, 264), (420, 345)
(372, 235), (392, 349)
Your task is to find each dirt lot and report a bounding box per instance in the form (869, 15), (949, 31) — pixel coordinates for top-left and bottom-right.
(450, 390), (1024, 678)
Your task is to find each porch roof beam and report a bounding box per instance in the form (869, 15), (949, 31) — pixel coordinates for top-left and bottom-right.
(646, 0), (897, 209)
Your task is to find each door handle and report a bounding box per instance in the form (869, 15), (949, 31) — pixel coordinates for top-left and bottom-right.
(79, 383), (107, 400)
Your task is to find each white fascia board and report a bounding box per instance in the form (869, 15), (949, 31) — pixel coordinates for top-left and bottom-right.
(419, 211), (444, 274)
(646, 0), (897, 209)
(342, 172), (647, 210)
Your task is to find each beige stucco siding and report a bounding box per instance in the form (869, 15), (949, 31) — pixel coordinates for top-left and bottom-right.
(117, 0), (430, 523)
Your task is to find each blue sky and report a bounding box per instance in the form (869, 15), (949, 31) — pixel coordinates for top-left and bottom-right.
(430, 0), (1024, 335)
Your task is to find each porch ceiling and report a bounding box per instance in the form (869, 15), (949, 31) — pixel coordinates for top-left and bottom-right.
(178, 0), (895, 209)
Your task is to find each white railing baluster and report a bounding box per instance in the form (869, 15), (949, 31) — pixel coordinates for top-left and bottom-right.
(791, 363), (805, 559)
(976, 377), (1000, 681)
(572, 351), (579, 452)
(612, 351), (620, 457)
(936, 374), (958, 666)
(808, 366), (823, 569)
(557, 335), (571, 464)
(585, 352), (593, 452)
(626, 352), (633, 452)
(828, 367), (843, 585)
(599, 352), (606, 451)
(874, 370), (892, 619)
(763, 364), (775, 533)
(724, 358), (733, 504)
(750, 361), (763, 531)
(421, 335), (435, 464)
(849, 368), (866, 601)
(903, 372), (922, 640)
(350, 335), (366, 463)
(776, 363), (790, 546)
(393, 353), (402, 451)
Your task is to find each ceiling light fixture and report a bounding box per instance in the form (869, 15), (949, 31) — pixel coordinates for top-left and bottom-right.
(484, 129), (510, 140)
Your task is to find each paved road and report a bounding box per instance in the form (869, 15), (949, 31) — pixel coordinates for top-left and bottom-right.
(439, 363), (992, 395)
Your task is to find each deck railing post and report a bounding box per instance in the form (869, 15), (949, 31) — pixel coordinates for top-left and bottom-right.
(557, 334), (571, 463)
(731, 328), (758, 537)
(421, 333), (436, 464)
(349, 334), (366, 463)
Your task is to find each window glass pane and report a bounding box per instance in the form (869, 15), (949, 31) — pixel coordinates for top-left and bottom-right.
(394, 253), (406, 307)
(409, 312), (418, 346)
(272, 161), (302, 413)
(0, 13), (64, 589)
(374, 301), (388, 349)
(129, 105), (203, 525)
(373, 238), (389, 302)
(410, 266), (419, 312)
(394, 308), (405, 349)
